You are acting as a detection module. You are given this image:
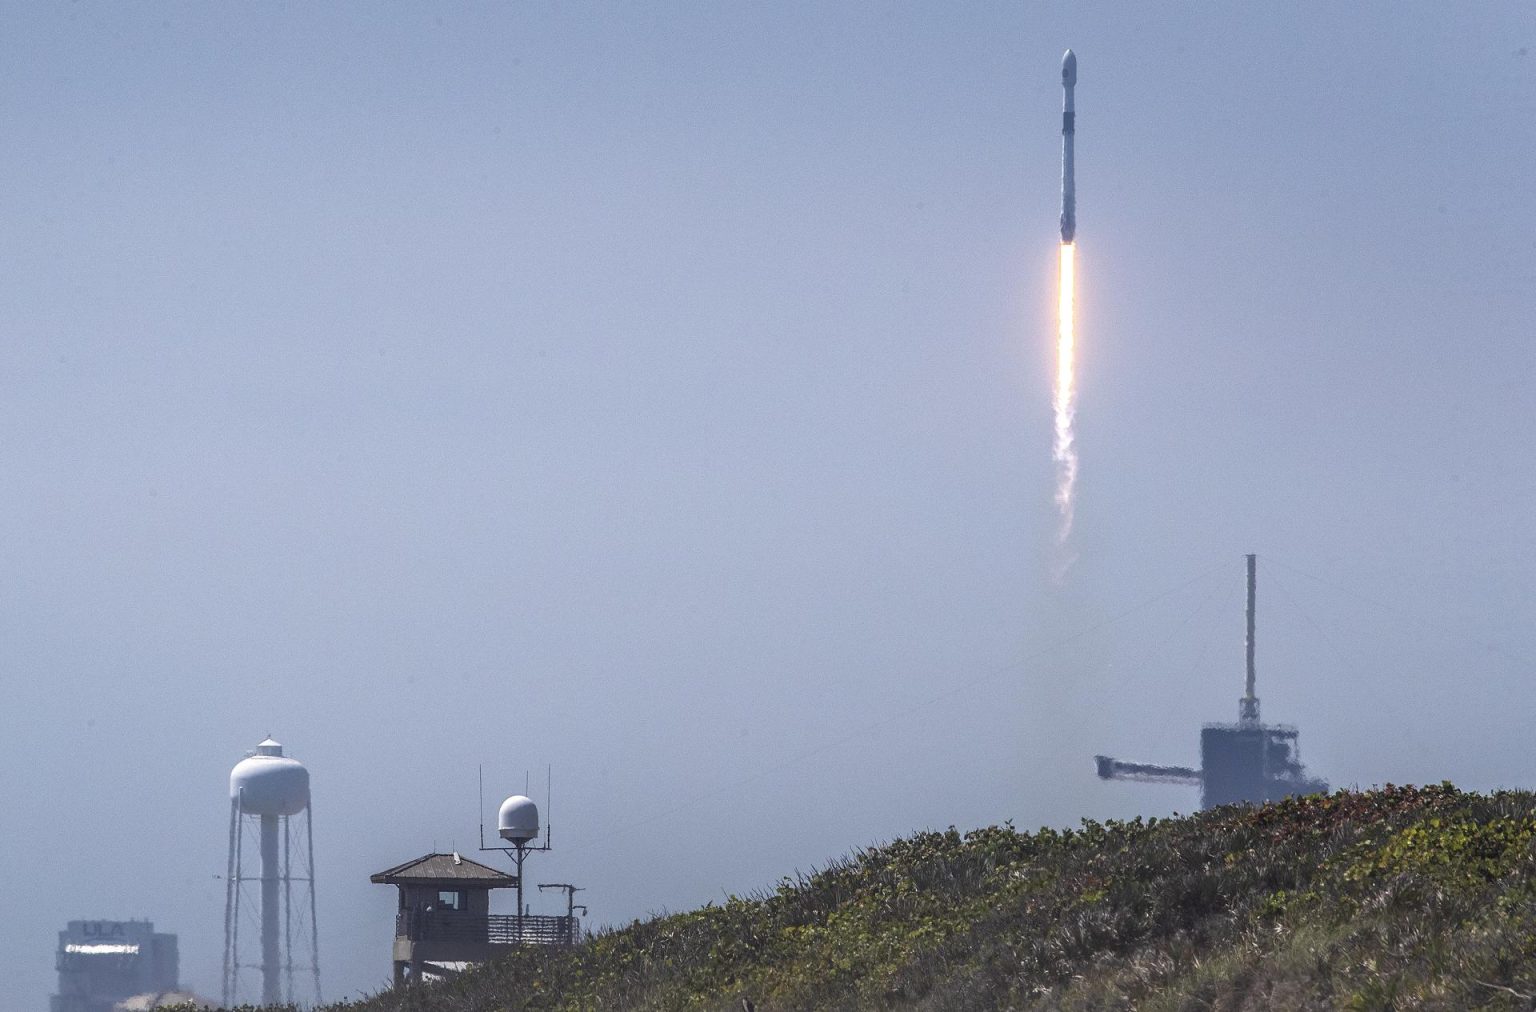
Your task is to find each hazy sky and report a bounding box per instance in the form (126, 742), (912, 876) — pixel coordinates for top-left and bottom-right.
(3, 3), (1533, 1006)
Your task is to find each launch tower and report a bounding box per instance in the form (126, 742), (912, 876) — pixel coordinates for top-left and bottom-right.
(1094, 555), (1328, 809)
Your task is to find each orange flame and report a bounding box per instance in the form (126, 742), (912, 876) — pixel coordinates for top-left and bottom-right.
(1053, 242), (1078, 568)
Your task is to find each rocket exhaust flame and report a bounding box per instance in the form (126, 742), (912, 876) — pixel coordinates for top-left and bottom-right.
(1053, 241), (1078, 564)
(1051, 50), (1080, 577)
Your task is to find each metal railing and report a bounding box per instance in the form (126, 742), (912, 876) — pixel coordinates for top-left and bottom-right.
(396, 910), (580, 947)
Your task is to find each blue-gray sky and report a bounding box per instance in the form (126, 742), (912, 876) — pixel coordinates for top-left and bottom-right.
(3, 3), (1533, 1005)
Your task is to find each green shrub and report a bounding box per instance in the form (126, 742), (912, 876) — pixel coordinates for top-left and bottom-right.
(253, 786), (1536, 1011)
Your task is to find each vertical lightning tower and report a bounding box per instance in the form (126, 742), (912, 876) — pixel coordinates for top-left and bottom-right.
(223, 738), (323, 1007)
(1052, 49), (1081, 567)
(1240, 553), (1261, 724)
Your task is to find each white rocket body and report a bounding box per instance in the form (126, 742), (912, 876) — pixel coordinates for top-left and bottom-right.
(1060, 49), (1077, 244)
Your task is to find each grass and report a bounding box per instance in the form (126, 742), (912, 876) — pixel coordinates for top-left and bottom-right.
(217, 784), (1536, 1011)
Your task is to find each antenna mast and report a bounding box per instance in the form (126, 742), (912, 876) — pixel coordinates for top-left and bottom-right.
(479, 765), (553, 945)
(1240, 553), (1260, 724)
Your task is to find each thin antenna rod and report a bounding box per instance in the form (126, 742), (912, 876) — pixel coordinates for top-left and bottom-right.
(546, 765), (552, 849)
(1240, 553), (1260, 723)
(478, 764), (486, 850)
(1246, 553), (1257, 699)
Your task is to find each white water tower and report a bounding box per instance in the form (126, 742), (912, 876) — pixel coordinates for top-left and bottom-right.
(222, 738), (322, 1006)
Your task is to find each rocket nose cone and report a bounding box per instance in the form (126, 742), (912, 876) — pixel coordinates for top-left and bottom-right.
(1062, 49), (1077, 86)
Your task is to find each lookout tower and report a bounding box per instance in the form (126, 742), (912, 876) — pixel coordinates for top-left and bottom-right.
(371, 852), (579, 986)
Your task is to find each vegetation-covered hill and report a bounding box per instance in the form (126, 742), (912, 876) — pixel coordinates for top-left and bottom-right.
(265, 785), (1536, 1010)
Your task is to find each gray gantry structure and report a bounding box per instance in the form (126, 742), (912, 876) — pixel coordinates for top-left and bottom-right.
(51, 919), (178, 1012)
(1095, 555), (1328, 810)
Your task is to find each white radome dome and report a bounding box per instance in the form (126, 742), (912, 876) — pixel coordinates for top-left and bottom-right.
(230, 738), (310, 817)
(497, 795), (539, 843)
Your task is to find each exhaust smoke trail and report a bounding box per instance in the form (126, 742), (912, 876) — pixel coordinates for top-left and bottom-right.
(1053, 241), (1078, 568)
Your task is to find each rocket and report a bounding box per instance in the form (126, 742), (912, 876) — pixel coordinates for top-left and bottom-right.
(1060, 49), (1077, 244)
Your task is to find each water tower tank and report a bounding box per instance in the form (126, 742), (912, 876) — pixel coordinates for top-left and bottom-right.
(497, 795), (539, 843)
(230, 738), (310, 817)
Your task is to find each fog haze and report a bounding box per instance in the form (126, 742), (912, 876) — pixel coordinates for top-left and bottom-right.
(3, 4), (1533, 1006)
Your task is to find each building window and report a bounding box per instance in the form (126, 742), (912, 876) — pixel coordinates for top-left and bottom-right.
(437, 890), (463, 911)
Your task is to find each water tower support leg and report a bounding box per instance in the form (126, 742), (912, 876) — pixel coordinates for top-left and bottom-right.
(222, 799), (238, 1007)
(261, 813), (281, 1004)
